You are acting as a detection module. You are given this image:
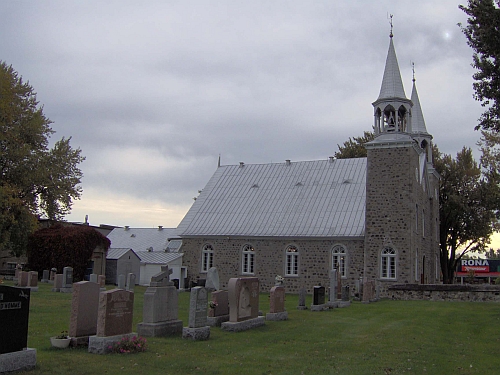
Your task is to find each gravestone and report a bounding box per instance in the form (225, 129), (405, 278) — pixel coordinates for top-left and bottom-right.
(327, 269), (339, 308)
(18, 271), (29, 287)
(14, 265), (22, 282)
(182, 287), (210, 340)
(207, 290), (229, 327)
(52, 274), (63, 292)
(98, 275), (106, 291)
(137, 266), (183, 337)
(221, 277), (265, 332)
(0, 285), (37, 373)
(89, 273), (98, 284)
(266, 286), (288, 321)
(126, 273), (136, 292)
(339, 285), (351, 307)
(28, 271), (38, 291)
(41, 270), (49, 283)
(88, 289), (136, 354)
(311, 286), (327, 311)
(69, 281), (100, 346)
(205, 267), (220, 291)
(49, 268), (57, 284)
(117, 274), (125, 289)
(362, 280), (376, 303)
(61, 267), (73, 293)
(297, 288), (307, 310)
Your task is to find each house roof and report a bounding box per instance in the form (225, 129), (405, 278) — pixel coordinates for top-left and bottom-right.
(106, 248), (139, 260)
(135, 251), (183, 264)
(107, 227), (178, 252)
(177, 158), (366, 238)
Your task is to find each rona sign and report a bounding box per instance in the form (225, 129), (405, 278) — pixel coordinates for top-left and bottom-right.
(461, 259), (489, 273)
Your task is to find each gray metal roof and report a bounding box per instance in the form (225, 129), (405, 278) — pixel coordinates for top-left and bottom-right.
(377, 37), (407, 101)
(106, 248), (139, 260)
(107, 227), (178, 252)
(177, 158), (366, 238)
(135, 251), (183, 264)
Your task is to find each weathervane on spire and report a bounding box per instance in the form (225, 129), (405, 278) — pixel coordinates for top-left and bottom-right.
(412, 62), (416, 82)
(389, 14), (394, 38)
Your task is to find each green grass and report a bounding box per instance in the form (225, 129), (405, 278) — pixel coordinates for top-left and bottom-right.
(6, 281), (500, 375)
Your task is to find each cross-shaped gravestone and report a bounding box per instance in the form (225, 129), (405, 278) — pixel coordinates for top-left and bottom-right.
(150, 265), (173, 287)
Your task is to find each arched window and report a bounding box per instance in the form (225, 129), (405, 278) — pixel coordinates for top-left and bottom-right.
(201, 244), (214, 272)
(241, 244), (255, 274)
(381, 247), (396, 279)
(331, 245), (347, 278)
(285, 245), (299, 276)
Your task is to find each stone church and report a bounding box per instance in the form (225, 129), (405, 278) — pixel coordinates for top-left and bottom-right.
(176, 31), (440, 296)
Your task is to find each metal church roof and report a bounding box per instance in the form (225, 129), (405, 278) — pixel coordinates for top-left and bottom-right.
(177, 158), (366, 238)
(107, 227), (178, 252)
(106, 248), (139, 260)
(135, 251), (183, 265)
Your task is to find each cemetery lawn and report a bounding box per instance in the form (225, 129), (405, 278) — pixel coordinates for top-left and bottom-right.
(9, 281), (500, 375)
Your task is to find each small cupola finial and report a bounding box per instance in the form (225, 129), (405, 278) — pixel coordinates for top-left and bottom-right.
(412, 61), (416, 82)
(389, 14), (394, 38)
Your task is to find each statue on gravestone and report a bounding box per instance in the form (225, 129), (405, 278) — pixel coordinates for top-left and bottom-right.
(150, 265), (173, 287)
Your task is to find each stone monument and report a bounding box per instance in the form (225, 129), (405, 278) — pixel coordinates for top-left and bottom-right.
(266, 286), (288, 321)
(207, 290), (230, 327)
(69, 281), (100, 346)
(60, 266), (73, 293)
(205, 267), (220, 292)
(311, 286), (327, 311)
(182, 287), (210, 340)
(137, 266), (183, 337)
(221, 277), (265, 332)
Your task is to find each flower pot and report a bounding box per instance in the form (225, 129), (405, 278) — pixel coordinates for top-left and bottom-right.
(50, 337), (71, 348)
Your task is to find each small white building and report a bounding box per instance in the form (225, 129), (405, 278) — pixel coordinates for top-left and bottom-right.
(135, 251), (185, 288)
(105, 248), (141, 285)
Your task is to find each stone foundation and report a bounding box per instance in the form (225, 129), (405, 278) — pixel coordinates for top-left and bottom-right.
(137, 320), (183, 337)
(388, 284), (500, 302)
(88, 333), (137, 354)
(182, 326), (210, 340)
(207, 315), (229, 327)
(0, 348), (36, 373)
(265, 311), (288, 321)
(221, 316), (265, 332)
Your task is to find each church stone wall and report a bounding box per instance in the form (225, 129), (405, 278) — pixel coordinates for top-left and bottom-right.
(180, 237), (365, 294)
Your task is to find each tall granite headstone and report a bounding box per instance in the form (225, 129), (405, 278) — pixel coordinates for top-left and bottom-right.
(126, 273), (136, 292)
(182, 287), (210, 340)
(0, 285), (36, 373)
(311, 286), (327, 311)
(297, 288), (307, 310)
(61, 267), (73, 293)
(69, 281), (100, 345)
(205, 267), (220, 291)
(207, 290), (229, 327)
(41, 270), (49, 283)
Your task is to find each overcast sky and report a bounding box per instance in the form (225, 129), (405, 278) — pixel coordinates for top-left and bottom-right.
(1, 1), (485, 230)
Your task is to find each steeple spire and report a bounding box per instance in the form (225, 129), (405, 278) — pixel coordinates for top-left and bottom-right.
(410, 65), (428, 135)
(377, 24), (406, 101)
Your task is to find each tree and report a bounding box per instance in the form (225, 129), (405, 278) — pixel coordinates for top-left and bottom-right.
(434, 144), (500, 283)
(0, 61), (85, 257)
(459, 0), (500, 131)
(334, 131), (374, 159)
(27, 224), (110, 281)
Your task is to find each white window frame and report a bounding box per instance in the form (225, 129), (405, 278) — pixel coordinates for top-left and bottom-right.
(331, 244), (347, 278)
(285, 245), (299, 277)
(241, 244), (255, 275)
(201, 244), (214, 272)
(381, 247), (396, 279)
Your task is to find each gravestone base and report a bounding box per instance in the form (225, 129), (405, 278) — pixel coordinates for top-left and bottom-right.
(88, 332), (137, 355)
(207, 315), (229, 327)
(338, 301), (351, 308)
(326, 301), (339, 308)
(0, 348), (37, 373)
(41, 279), (48, 283)
(28, 286), (39, 292)
(221, 316), (265, 332)
(70, 336), (91, 347)
(137, 320), (183, 337)
(48, 280), (54, 285)
(59, 287), (73, 293)
(182, 326), (210, 341)
(297, 305), (307, 310)
(265, 311), (288, 321)
(310, 304), (328, 311)
(51, 287), (60, 292)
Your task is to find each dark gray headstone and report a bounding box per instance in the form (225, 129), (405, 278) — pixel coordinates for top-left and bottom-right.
(313, 286), (325, 305)
(341, 285), (350, 301)
(63, 267), (73, 288)
(0, 286), (31, 354)
(298, 289), (306, 306)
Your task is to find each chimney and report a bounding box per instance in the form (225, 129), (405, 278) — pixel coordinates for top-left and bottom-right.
(285, 159), (291, 166)
(239, 162), (245, 168)
(124, 226), (130, 231)
(329, 156), (334, 163)
(158, 226), (163, 231)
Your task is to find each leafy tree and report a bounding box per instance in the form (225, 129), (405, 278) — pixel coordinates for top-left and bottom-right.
(459, 0), (500, 131)
(434, 144), (500, 283)
(334, 131), (374, 159)
(27, 224), (110, 281)
(0, 61), (85, 257)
